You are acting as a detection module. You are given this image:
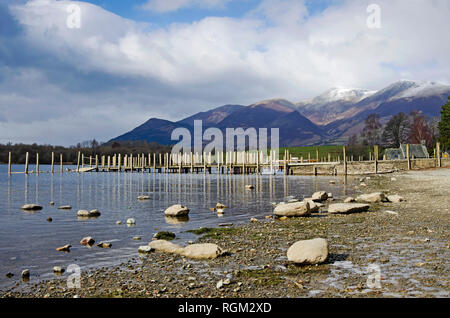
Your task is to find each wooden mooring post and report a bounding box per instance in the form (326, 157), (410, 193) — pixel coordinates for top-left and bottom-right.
(77, 151), (81, 173)
(343, 146), (347, 176)
(36, 153), (39, 175)
(374, 145), (379, 174)
(8, 152), (11, 175)
(25, 152), (29, 174)
(51, 152), (55, 174)
(60, 153), (63, 173)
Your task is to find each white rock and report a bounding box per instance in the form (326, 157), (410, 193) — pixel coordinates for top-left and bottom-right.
(328, 203), (370, 214)
(138, 246), (152, 253)
(312, 191), (328, 202)
(245, 185), (255, 190)
(387, 195), (405, 203)
(138, 195), (150, 200)
(344, 197), (356, 203)
(303, 199), (321, 213)
(273, 201), (311, 217)
(181, 243), (224, 259)
(53, 266), (64, 273)
(148, 240), (184, 254)
(287, 238), (328, 264)
(58, 205), (72, 210)
(357, 192), (386, 203)
(164, 205), (190, 217)
(21, 204), (42, 211)
(126, 218), (136, 225)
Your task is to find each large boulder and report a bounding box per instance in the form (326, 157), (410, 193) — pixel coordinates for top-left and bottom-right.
(357, 192), (386, 203)
(164, 205), (189, 217)
(312, 191), (328, 202)
(273, 201), (311, 217)
(328, 203), (370, 214)
(148, 240), (184, 254)
(181, 243), (223, 259)
(287, 238), (328, 264)
(387, 195), (405, 203)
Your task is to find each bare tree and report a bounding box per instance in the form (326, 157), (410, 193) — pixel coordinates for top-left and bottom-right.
(361, 114), (382, 146)
(382, 112), (410, 148)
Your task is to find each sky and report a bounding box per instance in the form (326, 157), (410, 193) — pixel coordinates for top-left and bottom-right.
(0, 0), (449, 145)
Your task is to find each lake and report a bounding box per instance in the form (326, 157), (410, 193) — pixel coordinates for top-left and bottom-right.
(0, 164), (354, 289)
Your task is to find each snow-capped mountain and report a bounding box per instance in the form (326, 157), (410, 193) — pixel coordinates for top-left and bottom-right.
(296, 88), (377, 125)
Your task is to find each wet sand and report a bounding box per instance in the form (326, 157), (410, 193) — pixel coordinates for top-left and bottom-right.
(2, 168), (449, 298)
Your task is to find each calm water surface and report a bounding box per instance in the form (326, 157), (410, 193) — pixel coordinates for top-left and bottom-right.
(0, 164), (355, 289)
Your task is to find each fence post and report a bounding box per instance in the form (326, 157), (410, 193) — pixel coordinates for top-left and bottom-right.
(437, 142), (441, 168)
(60, 153), (63, 173)
(343, 146), (347, 176)
(406, 144), (411, 170)
(374, 145), (378, 174)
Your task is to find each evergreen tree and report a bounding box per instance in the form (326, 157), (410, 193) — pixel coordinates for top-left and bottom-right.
(438, 96), (450, 150)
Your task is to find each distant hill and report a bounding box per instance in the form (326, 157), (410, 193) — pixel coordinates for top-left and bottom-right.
(110, 80), (449, 147)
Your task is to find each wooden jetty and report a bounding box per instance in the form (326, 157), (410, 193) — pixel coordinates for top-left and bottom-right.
(5, 143), (447, 176)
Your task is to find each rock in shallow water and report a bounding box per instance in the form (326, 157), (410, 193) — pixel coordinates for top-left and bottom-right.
(387, 195), (405, 203)
(21, 204), (42, 211)
(164, 205), (189, 217)
(328, 203), (370, 214)
(287, 238), (328, 264)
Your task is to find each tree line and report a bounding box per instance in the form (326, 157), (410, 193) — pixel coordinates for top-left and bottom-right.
(348, 97), (450, 154)
(0, 140), (172, 164)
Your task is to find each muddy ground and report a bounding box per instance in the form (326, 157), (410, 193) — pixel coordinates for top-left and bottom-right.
(1, 168), (449, 298)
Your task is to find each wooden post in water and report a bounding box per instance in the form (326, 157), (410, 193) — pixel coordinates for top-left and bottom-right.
(81, 154), (84, 169)
(95, 155), (99, 171)
(89, 156), (92, 167)
(60, 153), (63, 173)
(283, 149), (288, 175)
(51, 152), (55, 174)
(437, 142), (441, 168)
(8, 152), (11, 175)
(36, 153), (39, 175)
(406, 144), (411, 170)
(343, 146), (347, 176)
(24, 152), (29, 174)
(76, 151), (81, 172)
(316, 148), (319, 162)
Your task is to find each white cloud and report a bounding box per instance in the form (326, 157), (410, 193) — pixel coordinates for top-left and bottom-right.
(1, 0), (450, 145)
(141, 0), (233, 13)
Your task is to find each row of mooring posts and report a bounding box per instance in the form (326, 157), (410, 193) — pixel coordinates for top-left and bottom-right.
(6, 142), (444, 175)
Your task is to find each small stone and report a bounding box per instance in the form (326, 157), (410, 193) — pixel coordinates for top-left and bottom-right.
(274, 201), (310, 217)
(46, 217), (53, 222)
(116, 221), (122, 225)
(216, 280), (224, 289)
(154, 231), (176, 240)
(328, 203), (370, 214)
(53, 266), (65, 274)
(329, 180), (336, 184)
(311, 191), (328, 202)
(58, 205), (72, 210)
(138, 246), (152, 253)
(387, 195), (405, 203)
(133, 236), (142, 241)
(80, 237), (95, 246)
(216, 203), (227, 209)
(6, 272), (14, 278)
(245, 185), (255, 190)
(137, 195), (150, 200)
(250, 218), (258, 223)
(126, 218), (136, 225)
(21, 204), (42, 211)
(97, 242), (112, 248)
(357, 192), (386, 203)
(49, 202), (55, 206)
(56, 244), (71, 252)
(21, 269), (30, 278)
(344, 197), (356, 203)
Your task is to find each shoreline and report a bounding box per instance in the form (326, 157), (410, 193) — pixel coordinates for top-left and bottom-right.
(1, 168), (449, 298)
